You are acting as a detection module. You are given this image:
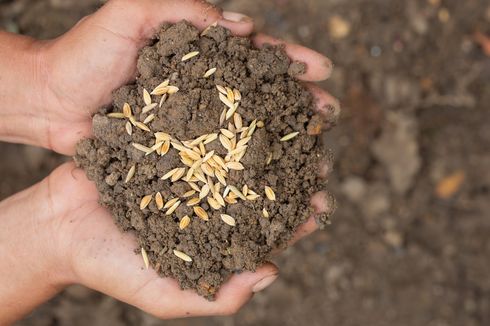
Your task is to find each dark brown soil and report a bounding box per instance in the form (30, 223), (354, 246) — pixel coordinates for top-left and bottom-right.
(74, 21), (331, 298)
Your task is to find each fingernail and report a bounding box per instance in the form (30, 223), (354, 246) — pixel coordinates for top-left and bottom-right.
(252, 274), (278, 293)
(222, 11), (253, 23)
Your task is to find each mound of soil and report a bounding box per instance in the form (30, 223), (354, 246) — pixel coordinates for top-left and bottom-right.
(74, 21), (333, 298)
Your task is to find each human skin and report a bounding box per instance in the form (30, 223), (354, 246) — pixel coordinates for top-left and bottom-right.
(0, 0), (339, 324)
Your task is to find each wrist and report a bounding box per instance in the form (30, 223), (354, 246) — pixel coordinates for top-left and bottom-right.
(0, 31), (52, 149)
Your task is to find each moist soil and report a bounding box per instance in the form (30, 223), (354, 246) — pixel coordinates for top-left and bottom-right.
(74, 22), (332, 298)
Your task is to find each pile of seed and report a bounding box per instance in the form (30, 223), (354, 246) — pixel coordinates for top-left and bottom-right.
(75, 21), (332, 299)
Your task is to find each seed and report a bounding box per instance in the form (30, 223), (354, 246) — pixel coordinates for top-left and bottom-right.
(155, 192), (164, 210)
(143, 114), (155, 124)
(178, 190), (194, 199)
(129, 116), (137, 126)
(226, 162), (244, 170)
(247, 120), (257, 137)
(207, 197), (221, 210)
(151, 79), (170, 95)
(164, 197), (179, 209)
(220, 214), (236, 226)
(233, 89), (242, 101)
(242, 185), (249, 196)
(216, 85), (227, 95)
(167, 86), (179, 94)
(140, 194), (153, 210)
(220, 128), (235, 139)
(190, 134), (208, 147)
(229, 185), (246, 200)
(143, 88), (152, 106)
(171, 142), (187, 152)
(161, 168), (180, 180)
(265, 186), (276, 201)
(155, 132), (171, 142)
(219, 134), (233, 151)
(201, 21), (218, 36)
(223, 186), (231, 198)
(219, 93), (235, 110)
(173, 250), (192, 262)
(214, 182), (222, 194)
(266, 153), (273, 165)
(194, 206), (209, 221)
(199, 184), (210, 199)
(215, 170), (227, 186)
(225, 196), (238, 204)
(225, 102), (238, 120)
(125, 121), (133, 136)
(225, 87), (235, 103)
(203, 67), (217, 78)
(257, 120), (265, 128)
(179, 215), (191, 230)
(237, 137), (251, 148)
(107, 112), (125, 118)
(202, 150), (215, 163)
(159, 93), (168, 107)
(132, 143), (151, 154)
(204, 133), (218, 144)
(160, 141), (170, 156)
(262, 208), (270, 218)
(201, 163), (214, 177)
(182, 51), (199, 62)
(233, 113), (243, 130)
(171, 168), (186, 182)
(123, 103), (132, 117)
(280, 131), (300, 142)
(125, 165), (136, 183)
(148, 141), (162, 156)
(214, 191), (226, 207)
(213, 155), (228, 171)
(135, 121), (151, 132)
(142, 103), (157, 114)
(228, 146), (247, 156)
(165, 200), (181, 215)
(207, 176), (216, 195)
(247, 193), (261, 201)
(141, 247), (150, 269)
(219, 107), (227, 126)
(186, 197), (200, 206)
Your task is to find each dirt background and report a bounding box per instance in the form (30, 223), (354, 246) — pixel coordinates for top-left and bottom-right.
(1, 0), (489, 325)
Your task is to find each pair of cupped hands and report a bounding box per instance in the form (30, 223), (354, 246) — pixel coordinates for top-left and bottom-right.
(0, 0), (338, 323)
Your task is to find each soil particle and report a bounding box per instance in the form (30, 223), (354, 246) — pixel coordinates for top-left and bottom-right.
(74, 21), (333, 299)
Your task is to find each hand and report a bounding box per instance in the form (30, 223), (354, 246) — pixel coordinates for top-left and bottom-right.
(0, 0), (339, 323)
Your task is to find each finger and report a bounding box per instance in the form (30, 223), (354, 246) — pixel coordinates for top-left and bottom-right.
(306, 82), (341, 124)
(252, 33), (333, 81)
(92, 0), (254, 44)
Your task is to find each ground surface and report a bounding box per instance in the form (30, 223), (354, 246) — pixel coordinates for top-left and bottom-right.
(1, 0), (489, 325)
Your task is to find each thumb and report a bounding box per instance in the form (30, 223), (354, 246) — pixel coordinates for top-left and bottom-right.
(91, 0), (254, 42)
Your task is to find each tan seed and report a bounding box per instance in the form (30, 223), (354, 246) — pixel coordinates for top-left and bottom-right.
(280, 131), (300, 142)
(219, 107), (227, 126)
(219, 134), (233, 151)
(183, 190), (196, 198)
(171, 142), (187, 152)
(148, 141), (163, 156)
(220, 214), (236, 226)
(265, 186), (276, 201)
(226, 161), (244, 170)
(220, 128), (235, 139)
(143, 114), (155, 124)
(173, 250), (192, 262)
(194, 206), (209, 221)
(167, 86), (180, 94)
(266, 153), (273, 165)
(179, 215), (191, 230)
(257, 120), (265, 128)
(225, 103), (238, 120)
(204, 133), (218, 144)
(155, 132), (171, 142)
(125, 165), (136, 183)
(201, 162), (214, 177)
(229, 185), (247, 200)
(171, 168), (186, 182)
(216, 85), (227, 95)
(160, 141), (170, 156)
(190, 134), (208, 147)
(129, 116), (137, 126)
(188, 182), (200, 192)
(164, 197), (179, 209)
(207, 197), (221, 210)
(225, 87), (235, 103)
(140, 194), (153, 210)
(262, 208), (270, 218)
(223, 186), (231, 198)
(123, 103), (132, 118)
(161, 168), (180, 180)
(247, 120), (257, 137)
(186, 197), (201, 206)
(242, 185), (249, 196)
(213, 155), (228, 171)
(159, 93), (168, 107)
(155, 192), (164, 210)
(165, 200), (181, 215)
(228, 146), (247, 156)
(203, 67), (217, 78)
(132, 143), (151, 154)
(233, 113), (243, 130)
(142, 103), (157, 114)
(202, 150), (215, 163)
(143, 88), (152, 106)
(214, 191), (226, 207)
(125, 121), (133, 136)
(247, 194), (261, 201)
(219, 93), (235, 110)
(151, 79), (170, 95)
(182, 51), (199, 62)
(135, 121), (151, 132)
(199, 142), (206, 156)
(225, 196), (238, 204)
(237, 136), (251, 148)
(199, 184), (210, 199)
(141, 247), (149, 269)
(107, 112), (125, 119)
(233, 89), (242, 101)
(215, 170), (227, 186)
(201, 21), (217, 36)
